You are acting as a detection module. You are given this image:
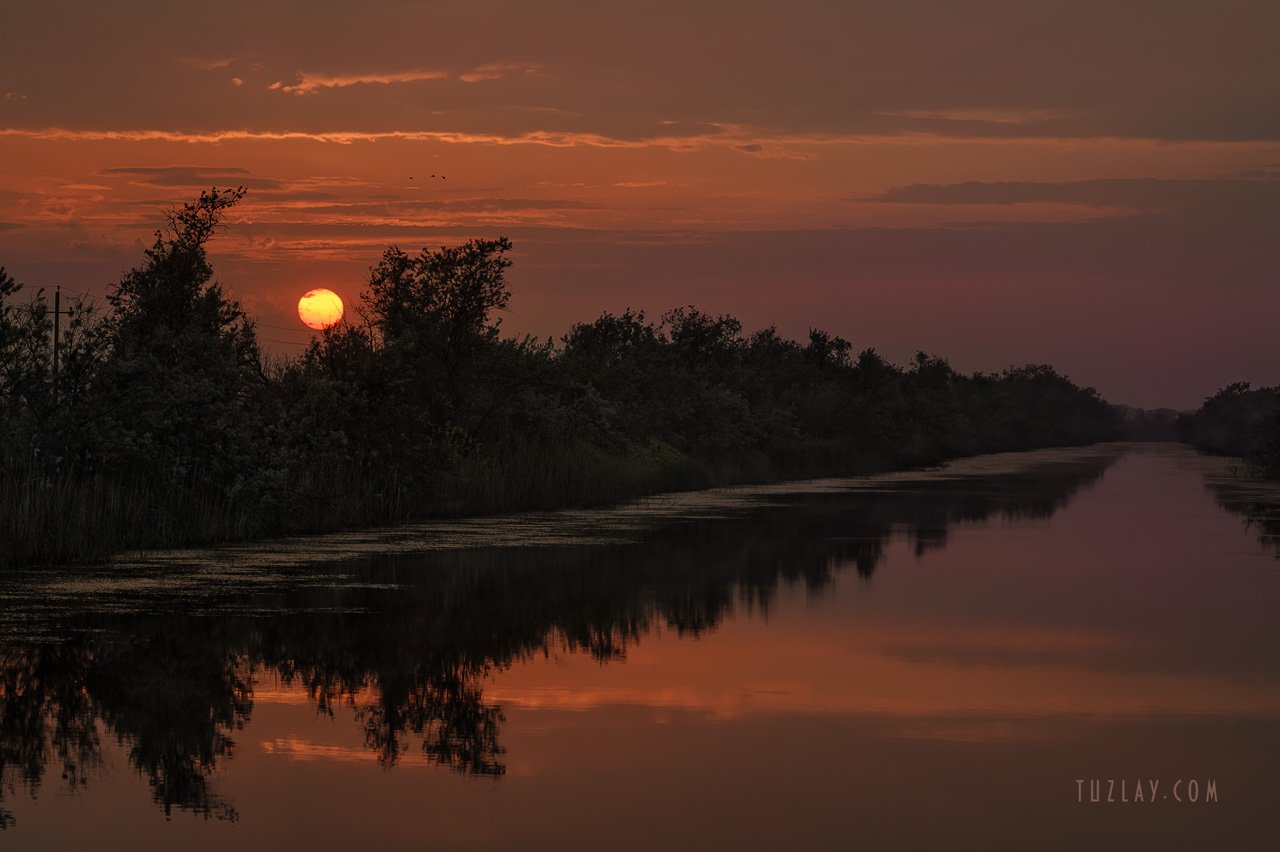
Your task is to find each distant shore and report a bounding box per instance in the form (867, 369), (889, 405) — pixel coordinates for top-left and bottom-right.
(6, 438), (1142, 570)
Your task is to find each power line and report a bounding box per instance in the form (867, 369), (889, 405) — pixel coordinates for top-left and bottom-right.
(255, 320), (315, 333)
(52, 284), (105, 304)
(40, 283), (327, 348)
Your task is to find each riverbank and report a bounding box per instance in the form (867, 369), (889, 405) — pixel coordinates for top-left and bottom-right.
(3, 437), (1128, 570)
(1179, 383), (1280, 478)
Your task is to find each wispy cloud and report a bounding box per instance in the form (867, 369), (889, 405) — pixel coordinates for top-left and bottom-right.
(270, 69), (450, 95)
(270, 62), (542, 94)
(3, 91), (28, 102)
(181, 56), (238, 70)
(5, 126), (1273, 163)
(0, 124), (789, 152)
(295, 197), (596, 216)
(459, 61), (542, 83)
(100, 165), (285, 190)
(733, 142), (816, 160)
(0, 124), (826, 163)
(102, 165), (251, 177)
(882, 108), (1084, 126)
(865, 176), (1280, 212)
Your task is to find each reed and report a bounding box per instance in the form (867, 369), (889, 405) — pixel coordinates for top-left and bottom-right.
(1, 425), (1121, 569)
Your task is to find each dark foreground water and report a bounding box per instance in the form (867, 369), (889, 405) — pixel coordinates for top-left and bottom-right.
(2, 443), (1278, 850)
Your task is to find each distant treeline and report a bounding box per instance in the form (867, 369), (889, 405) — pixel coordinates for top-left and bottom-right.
(1180, 383), (1280, 477)
(0, 189), (1123, 565)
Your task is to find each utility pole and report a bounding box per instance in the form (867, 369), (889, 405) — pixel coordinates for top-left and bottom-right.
(53, 286), (61, 384)
(49, 286), (73, 398)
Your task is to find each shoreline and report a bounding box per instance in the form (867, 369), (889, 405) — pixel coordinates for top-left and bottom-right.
(21, 441), (1153, 573)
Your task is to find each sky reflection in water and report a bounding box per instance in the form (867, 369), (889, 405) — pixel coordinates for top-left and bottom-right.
(2, 443), (1278, 850)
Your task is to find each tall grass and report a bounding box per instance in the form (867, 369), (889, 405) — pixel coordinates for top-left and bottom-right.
(2, 426), (1118, 569)
(0, 458), (244, 566)
(2, 439), (765, 566)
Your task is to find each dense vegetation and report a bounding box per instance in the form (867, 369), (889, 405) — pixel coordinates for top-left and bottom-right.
(0, 190), (1123, 566)
(1180, 383), (1280, 477)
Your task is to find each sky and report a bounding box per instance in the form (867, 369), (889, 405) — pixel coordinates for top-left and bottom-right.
(1, 0), (1278, 409)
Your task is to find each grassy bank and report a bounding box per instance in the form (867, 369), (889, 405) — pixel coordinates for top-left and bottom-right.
(2, 432), (1122, 568)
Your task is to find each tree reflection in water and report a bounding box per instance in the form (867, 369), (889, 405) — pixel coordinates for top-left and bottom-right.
(0, 452), (1118, 825)
(1200, 467), (1280, 558)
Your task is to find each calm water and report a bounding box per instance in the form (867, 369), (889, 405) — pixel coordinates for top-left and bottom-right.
(2, 443), (1278, 850)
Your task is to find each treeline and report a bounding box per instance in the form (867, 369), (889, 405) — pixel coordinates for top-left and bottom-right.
(1180, 383), (1280, 477)
(0, 189), (1123, 565)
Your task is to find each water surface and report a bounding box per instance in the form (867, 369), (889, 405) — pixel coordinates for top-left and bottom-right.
(2, 443), (1277, 850)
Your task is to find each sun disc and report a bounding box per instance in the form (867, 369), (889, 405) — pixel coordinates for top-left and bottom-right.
(298, 288), (344, 330)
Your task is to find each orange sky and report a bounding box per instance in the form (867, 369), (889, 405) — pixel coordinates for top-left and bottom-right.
(2, 0), (1278, 407)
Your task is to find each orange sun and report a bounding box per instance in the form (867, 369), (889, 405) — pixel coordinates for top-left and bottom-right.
(298, 289), (344, 330)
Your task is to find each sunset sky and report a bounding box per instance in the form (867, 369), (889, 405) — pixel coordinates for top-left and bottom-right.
(2, 0), (1277, 408)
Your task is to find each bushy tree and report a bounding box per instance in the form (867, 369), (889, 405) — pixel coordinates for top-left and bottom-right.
(1181, 382), (1280, 472)
(287, 238), (535, 515)
(0, 269), (105, 464)
(364, 238), (511, 395)
(0, 268), (51, 438)
(90, 187), (264, 496)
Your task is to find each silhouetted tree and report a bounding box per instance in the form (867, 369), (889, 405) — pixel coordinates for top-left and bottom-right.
(0, 268), (50, 441)
(89, 187), (264, 497)
(1181, 382), (1280, 476)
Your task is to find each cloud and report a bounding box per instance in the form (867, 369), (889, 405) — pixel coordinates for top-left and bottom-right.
(732, 142), (815, 159)
(10, 126), (1271, 165)
(100, 165), (285, 191)
(271, 69), (450, 95)
(3, 91), (28, 101)
(270, 62), (541, 93)
(40, 198), (78, 220)
(2, 2), (1279, 144)
(180, 56), (238, 71)
(865, 176), (1280, 214)
(883, 108), (1083, 127)
(459, 61), (543, 83)
(0, 123), (836, 153)
(296, 197), (596, 217)
(102, 165), (250, 177)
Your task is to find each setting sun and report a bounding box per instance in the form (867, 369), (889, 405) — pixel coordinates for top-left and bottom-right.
(297, 288), (343, 330)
